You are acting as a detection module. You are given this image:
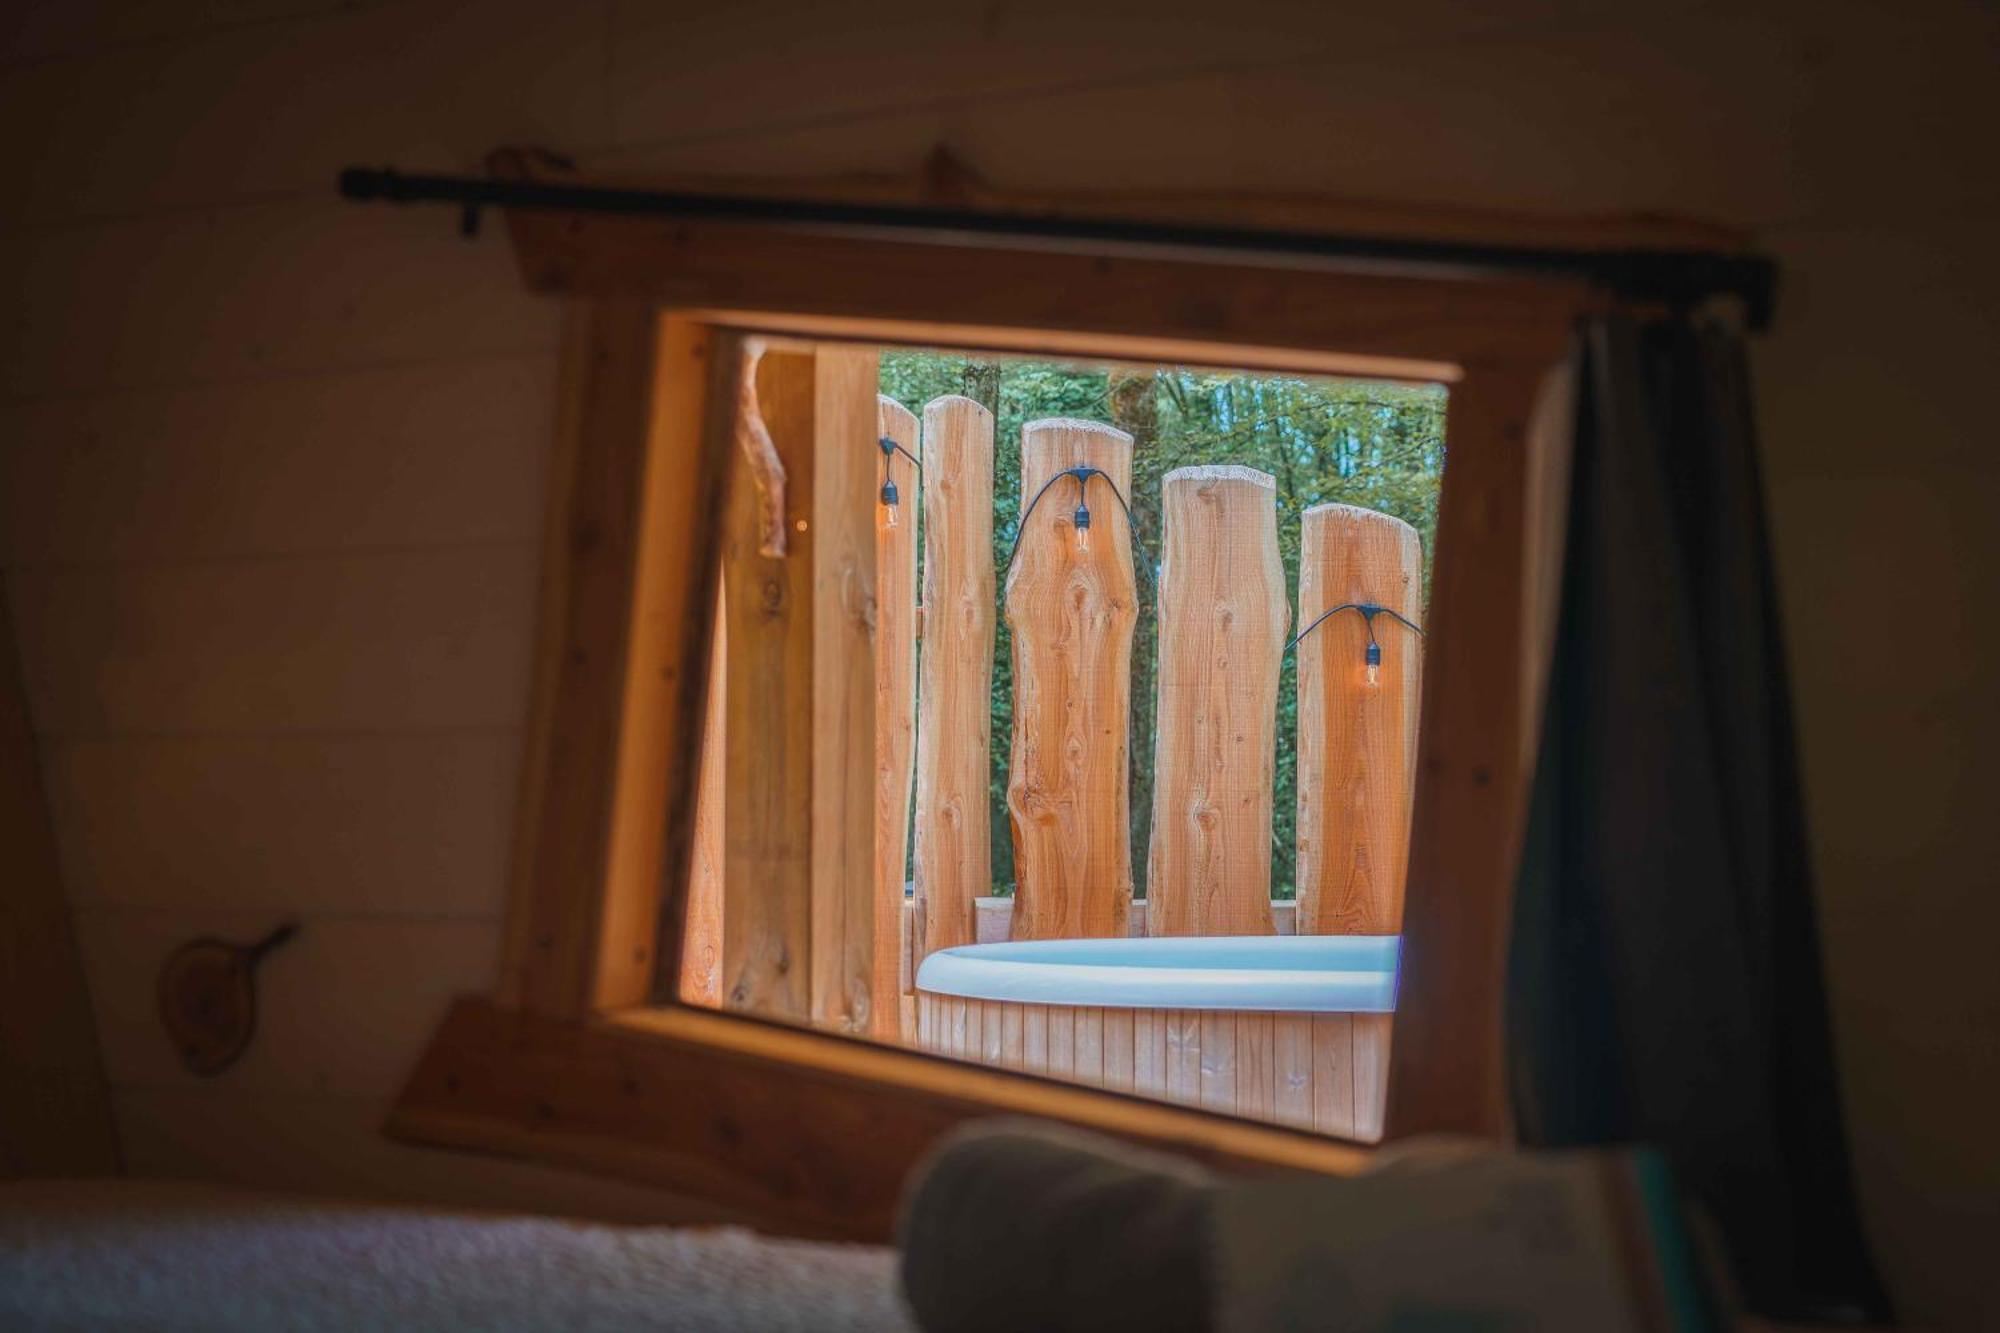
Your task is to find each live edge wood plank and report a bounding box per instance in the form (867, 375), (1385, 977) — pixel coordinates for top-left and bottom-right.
(389, 997), (1368, 1242)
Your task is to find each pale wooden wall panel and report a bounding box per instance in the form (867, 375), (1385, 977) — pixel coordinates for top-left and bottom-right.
(0, 355), (553, 569)
(42, 731), (516, 916)
(75, 909), (498, 1100)
(7, 544), (536, 736)
(113, 1087), (735, 1225)
(0, 0), (609, 226)
(0, 1), (354, 66)
(1, 203), (558, 398)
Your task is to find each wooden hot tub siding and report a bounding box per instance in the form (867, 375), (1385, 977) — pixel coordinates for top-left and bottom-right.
(916, 996), (1387, 1141)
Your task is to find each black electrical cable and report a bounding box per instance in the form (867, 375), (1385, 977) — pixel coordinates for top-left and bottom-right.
(999, 465), (1154, 597)
(877, 434), (922, 518)
(1284, 601), (1424, 657)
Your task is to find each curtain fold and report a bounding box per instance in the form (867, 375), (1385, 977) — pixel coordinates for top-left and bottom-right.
(1508, 314), (1890, 1322)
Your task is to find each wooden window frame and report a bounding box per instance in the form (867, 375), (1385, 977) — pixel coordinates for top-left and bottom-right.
(388, 168), (1600, 1240)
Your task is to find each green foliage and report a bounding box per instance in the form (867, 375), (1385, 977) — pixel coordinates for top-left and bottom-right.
(880, 349), (1445, 900)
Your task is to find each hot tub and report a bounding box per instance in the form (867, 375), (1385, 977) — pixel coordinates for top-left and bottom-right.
(914, 934), (1398, 1138)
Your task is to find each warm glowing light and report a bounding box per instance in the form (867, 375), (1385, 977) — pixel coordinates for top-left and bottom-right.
(1366, 661), (1380, 687)
(1075, 524), (1090, 554)
(795, 518), (808, 532)
(883, 503), (898, 529)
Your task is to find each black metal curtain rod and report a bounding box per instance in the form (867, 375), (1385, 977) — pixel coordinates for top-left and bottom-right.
(338, 166), (1778, 330)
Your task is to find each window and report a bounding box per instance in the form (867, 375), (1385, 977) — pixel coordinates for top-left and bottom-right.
(388, 163), (1585, 1239)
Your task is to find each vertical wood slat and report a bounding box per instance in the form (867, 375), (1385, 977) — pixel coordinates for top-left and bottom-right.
(874, 397), (922, 1036)
(1312, 1013), (1356, 1137)
(1235, 1013), (1274, 1122)
(1004, 418), (1138, 941)
(1273, 1014), (1315, 1130)
(1198, 1011), (1236, 1112)
(913, 396), (995, 961)
(1295, 504), (1424, 936)
(1133, 1011), (1166, 1097)
(1352, 1014), (1391, 1142)
(1047, 1005), (1075, 1079)
(1165, 1010), (1199, 1104)
(1146, 465), (1288, 937)
(679, 580), (725, 1007)
(808, 347), (884, 1035)
(1073, 1008), (1104, 1084)
(1102, 1010), (1135, 1092)
(721, 349), (817, 1020)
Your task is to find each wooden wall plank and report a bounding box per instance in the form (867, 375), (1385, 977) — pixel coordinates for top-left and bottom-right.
(0, 354), (551, 570)
(1004, 418), (1138, 941)
(720, 348), (817, 1021)
(8, 544), (535, 738)
(42, 731), (516, 918)
(873, 397), (921, 1036)
(808, 347), (883, 1035)
(912, 396), (995, 958)
(1146, 465), (1288, 937)
(0, 583), (119, 1177)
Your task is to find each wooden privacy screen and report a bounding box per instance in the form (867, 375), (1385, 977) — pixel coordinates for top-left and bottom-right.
(1145, 465), (1289, 937)
(1005, 418), (1138, 941)
(703, 344), (891, 1033)
(912, 397), (996, 962)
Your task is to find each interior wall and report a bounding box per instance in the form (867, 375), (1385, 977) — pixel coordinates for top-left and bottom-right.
(2, 0), (1993, 1324)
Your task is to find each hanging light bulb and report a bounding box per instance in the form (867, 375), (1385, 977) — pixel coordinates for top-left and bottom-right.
(880, 477), (899, 528)
(1364, 639), (1382, 688)
(1072, 501), (1092, 554)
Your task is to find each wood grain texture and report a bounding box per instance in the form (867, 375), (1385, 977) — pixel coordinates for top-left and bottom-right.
(874, 396), (921, 1035)
(1385, 365), (1550, 1139)
(808, 346), (883, 1036)
(1146, 465), (1289, 937)
(599, 315), (726, 1012)
(1295, 503), (1424, 936)
(720, 349), (816, 1021)
(1004, 418), (1137, 941)
(0, 583), (119, 1177)
(499, 301), (662, 1019)
(912, 396), (995, 960)
(392, 997), (1369, 1242)
(679, 584), (724, 1008)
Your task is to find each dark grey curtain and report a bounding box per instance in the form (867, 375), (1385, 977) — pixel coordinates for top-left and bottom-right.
(1508, 315), (1890, 1322)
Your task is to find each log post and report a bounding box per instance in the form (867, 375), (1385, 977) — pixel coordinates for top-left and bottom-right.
(1295, 502), (1423, 1142)
(913, 396), (995, 961)
(873, 396), (920, 1040)
(1004, 418), (1137, 940)
(1145, 465), (1288, 937)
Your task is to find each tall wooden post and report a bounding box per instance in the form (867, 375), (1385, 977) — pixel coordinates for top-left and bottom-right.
(1295, 501), (1423, 1141)
(1004, 418), (1137, 940)
(679, 579), (725, 1008)
(718, 345), (880, 1028)
(1145, 464), (1288, 937)
(913, 396), (995, 961)
(873, 396), (920, 1040)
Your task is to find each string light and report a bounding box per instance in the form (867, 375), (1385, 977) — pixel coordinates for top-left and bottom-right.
(1002, 464), (1151, 585)
(1286, 602), (1423, 688)
(1072, 499), (1092, 553)
(877, 434), (921, 530)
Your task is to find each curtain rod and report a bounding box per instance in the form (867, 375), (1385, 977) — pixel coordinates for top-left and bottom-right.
(337, 166), (1778, 331)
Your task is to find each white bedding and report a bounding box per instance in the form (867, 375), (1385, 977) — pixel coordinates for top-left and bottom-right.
(0, 1180), (913, 1332)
